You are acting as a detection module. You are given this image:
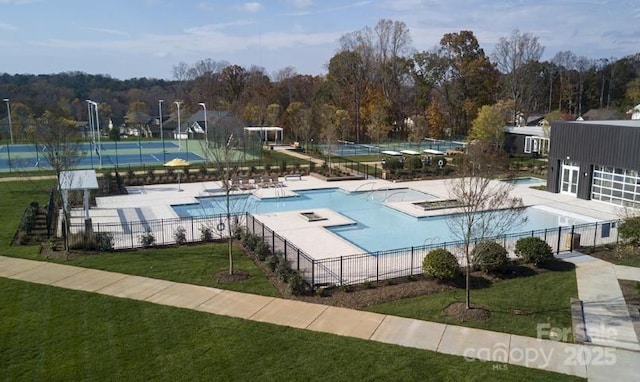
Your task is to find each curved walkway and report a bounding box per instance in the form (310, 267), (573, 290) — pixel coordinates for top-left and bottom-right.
(2, 255), (638, 381)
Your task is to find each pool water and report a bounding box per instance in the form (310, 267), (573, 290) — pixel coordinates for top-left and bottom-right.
(172, 188), (587, 253)
(500, 177), (546, 185)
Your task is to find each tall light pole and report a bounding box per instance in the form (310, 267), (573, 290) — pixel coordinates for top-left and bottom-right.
(198, 102), (208, 164)
(159, 99), (165, 163)
(86, 100), (94, 168)
(174, 101), (182, 151)
(88, 100), (102, 168)
(3, 98), (13, 144)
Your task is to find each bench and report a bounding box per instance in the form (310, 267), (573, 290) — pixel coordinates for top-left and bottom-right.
(284, 174), (302, 181)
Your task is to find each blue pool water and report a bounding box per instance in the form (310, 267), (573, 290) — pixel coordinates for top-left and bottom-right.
(172, 188), (587, 253)
(500, 177), (546, 185)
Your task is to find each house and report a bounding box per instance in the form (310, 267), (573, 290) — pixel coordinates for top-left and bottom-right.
(582, 108), (625, 121)
(503, 125), (550, 157)
(546, 120), (640, 209)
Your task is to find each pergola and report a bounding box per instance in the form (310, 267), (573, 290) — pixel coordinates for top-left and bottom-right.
(243, 127), (284, 144)
(59, 170), (98, 222)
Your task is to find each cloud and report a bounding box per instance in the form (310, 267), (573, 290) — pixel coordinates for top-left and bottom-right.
(196, 2), (214, 12)
(185, 20), (253, 34)
(0, 0), (40, 4)
(239, 2), (262, 12)
(87, 27), (129, 37)
(282, 0), (313, 9)
(0, 21), (17, 30)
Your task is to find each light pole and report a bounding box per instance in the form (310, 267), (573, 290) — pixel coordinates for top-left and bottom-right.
(174, 101), (182, 151)
(86, 100), (94, 168)
(87, 100), (102, 168)
(3, 98), (13, 144)
(198, 102), (208, 164)
(159, 99), (165, 163)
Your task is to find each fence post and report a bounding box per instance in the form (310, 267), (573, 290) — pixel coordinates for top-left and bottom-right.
(340, 256), (343, 284)
(284, 240), (287, 258)
(130, 222), (134, 248)
(191, 217), (194, 242)
(410, 246), (414, 276)
(311, 259), (315, 289)
(570, 225), (575, 252)
(376, 253), (379, 282)
(616, 219), (620, 245)
(544, 228), (547, 242)
(296, 248), (300, 271)
(593, 222), (598, 248)
(556, 227), (562, 254)
(272, 231), (275, 253)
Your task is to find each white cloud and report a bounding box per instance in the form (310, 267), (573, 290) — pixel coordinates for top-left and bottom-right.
(0, 0), (40, 4)
(0, 21), (16, 30)
(240, 2), (262, 13)
(196, 2), (214, 12)
(283, 0), (313, 9)
(87, 27), (129, 37)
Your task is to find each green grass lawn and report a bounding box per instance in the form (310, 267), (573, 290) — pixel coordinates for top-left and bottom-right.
(0, 277), (582, 381)
(367, 265), (578, 340)
(57, 244), (279, 297)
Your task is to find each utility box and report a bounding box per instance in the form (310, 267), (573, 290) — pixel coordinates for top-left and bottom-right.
(566, 233), (581, 250)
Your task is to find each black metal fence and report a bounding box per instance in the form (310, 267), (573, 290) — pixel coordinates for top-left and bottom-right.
(68, 213), (246, 250)
(246, 214), (621, 288)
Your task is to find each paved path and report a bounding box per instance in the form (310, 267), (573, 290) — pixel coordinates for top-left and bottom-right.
(2, 255), (639, 381)
(560, 252), (640, 352)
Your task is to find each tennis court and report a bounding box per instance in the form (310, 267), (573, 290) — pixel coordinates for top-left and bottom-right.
(0, 140), (207, 172)
(321, 139), (465, 157)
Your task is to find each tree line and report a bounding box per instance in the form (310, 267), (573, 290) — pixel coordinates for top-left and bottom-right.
(1, 19), (639, 145)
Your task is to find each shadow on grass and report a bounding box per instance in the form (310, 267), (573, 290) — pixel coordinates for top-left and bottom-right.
(539, 259), (576, 272)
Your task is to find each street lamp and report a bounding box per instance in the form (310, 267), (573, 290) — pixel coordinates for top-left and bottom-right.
(159, 99), (166, 162)
(86, 100), (94, 168)
(3, 98), (13, 144)
(198, 102), (208, 164)
(174, 101), (182, 151)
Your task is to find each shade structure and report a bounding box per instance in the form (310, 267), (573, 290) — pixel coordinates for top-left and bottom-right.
(164, 158), (190, 191)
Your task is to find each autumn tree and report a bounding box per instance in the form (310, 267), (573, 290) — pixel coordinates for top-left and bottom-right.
(446, 141), (526, 309)
(468, 103), (509, 149)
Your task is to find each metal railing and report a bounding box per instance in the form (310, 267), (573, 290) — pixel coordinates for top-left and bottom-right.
(245, 215), (621, 288)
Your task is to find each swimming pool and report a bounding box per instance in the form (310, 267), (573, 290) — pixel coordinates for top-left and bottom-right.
(500, 177), (546, 185)
(173, 188), (590, 253)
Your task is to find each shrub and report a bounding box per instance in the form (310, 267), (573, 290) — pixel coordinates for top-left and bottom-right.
(232, 224), (244, 240)
(515, 237), (553, 265)
(200, 226), (213, 242)
(619, 216), (640, 246)
(146, 168), (155, 179)
(95, 232), (114, 252)
(383, 158), (403, 170)
(403, 156), (423, 171)
(266, 254), (279, 272)
(471, 241), (509, 273)
(309, 162), (316, 173)
(276, 257), (292, 282)
(140, 230), (156, 248)
(241, 232), (259, 251)
(174, 226), (187, 245)
(423, 248), (460, 280)
(287, 271), (307, 295)
(254, 240), (270, 261)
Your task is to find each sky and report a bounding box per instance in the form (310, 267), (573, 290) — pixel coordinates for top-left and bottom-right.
(0, 0), (639, 80)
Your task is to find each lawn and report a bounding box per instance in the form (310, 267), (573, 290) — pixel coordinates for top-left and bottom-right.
(588, 246), (640, 268)
(56, 244), (279, 297)
(366, 264), (578, 340)
(0, 277), (582, 381)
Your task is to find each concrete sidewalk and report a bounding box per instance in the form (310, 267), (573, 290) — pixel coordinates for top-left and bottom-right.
(1, 255), (638, 381)
(560, 252), (640, 352)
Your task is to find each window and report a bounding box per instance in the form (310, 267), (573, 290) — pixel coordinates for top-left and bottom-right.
(592, 165), (640, 209)
(523, 137), (549, 155)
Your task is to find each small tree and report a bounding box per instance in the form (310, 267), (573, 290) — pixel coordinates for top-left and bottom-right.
(446, 142), (527, 309)
(618, 215), (640, 247)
